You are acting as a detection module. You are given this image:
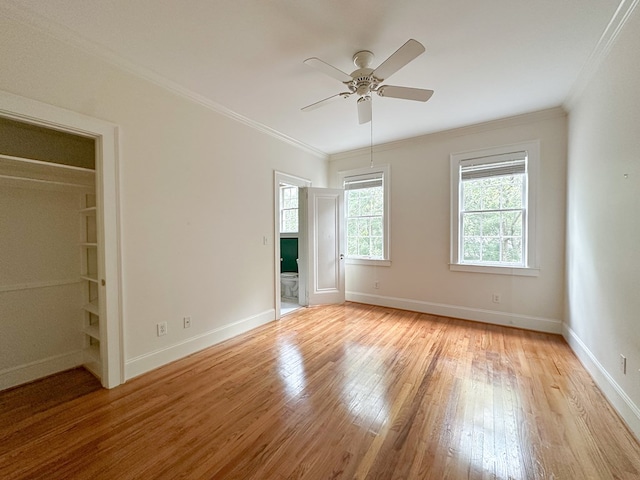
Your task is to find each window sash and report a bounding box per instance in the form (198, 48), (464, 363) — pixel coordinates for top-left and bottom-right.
(340, 166), (389, 261)
(457, 154), (528, 267)
(279, 186), (299, 233)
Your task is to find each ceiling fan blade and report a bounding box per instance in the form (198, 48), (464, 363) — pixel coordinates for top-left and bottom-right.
(357, 96), (372, 124)
(377, 86), (434, 102)
(372, 39), (425, 81)
(301, 92), (352, 112)
(304, 57), (352, 83)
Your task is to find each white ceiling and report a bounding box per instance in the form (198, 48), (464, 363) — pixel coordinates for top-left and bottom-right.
(3, 0), (623, 155)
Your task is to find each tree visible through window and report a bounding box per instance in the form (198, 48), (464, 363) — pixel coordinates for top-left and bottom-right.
(346, 184), (384, 258)
(340, 167), (389, 261)
(455, 150), (529, 267)
(461, 173), (525, 264)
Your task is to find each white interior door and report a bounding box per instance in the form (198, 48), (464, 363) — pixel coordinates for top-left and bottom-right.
(299, 187), (345, 305)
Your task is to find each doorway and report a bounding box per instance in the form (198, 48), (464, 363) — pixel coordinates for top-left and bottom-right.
(0, 91), (123, 389)
(274, 172), (310, 318)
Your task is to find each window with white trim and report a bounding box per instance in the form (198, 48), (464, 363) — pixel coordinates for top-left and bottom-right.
(280, 185), (299, 233)
(339, 165), (390, 263)
(450, 142), (539, 275)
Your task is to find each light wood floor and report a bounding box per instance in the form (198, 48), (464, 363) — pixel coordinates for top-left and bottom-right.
(2, 303), (640, 479)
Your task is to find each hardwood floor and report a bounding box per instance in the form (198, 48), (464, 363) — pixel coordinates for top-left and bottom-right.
(2, 302), (640, 479)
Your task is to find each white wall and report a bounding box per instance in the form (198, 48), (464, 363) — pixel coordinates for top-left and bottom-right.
(0, 184), (84, 389)
(0, 15), (327, 381)
(329, 109), (567, 333)
(565, 7), (640, 438)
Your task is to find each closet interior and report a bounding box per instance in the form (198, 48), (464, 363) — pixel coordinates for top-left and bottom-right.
(0, 117), (104, 390)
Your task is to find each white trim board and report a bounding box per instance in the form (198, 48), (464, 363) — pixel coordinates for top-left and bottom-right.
(0, 350), (83, 391)
(329, 107), (566, 161)
(563, 324), (640, 441)
(346, 292), (562, 334)
(125, 309), (276, 381)
(0, 3), (327, 160)
(565, 0), (640, 109)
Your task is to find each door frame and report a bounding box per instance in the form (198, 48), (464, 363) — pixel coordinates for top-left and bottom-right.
(0, 90), (124, 388)
(273, 171), (311, 319)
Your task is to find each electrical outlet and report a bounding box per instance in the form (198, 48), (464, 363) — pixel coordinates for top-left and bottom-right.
(492, 293), (501, 303)
(183, 316), (191, 328)
(620, 354), (627, 374)
(374, 281), (379, 289)
(157, 322), (167, 337)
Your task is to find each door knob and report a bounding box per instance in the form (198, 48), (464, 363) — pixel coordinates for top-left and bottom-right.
(339, 254), (345, 260)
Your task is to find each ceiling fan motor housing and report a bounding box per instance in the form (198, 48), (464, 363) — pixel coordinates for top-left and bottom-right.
(350, 51), (379, 96)
(348, 68), (380, 97)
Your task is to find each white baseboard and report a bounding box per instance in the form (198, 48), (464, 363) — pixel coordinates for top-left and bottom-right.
(125, 309), (276, 381)
(0, 350), (83, 391)
(346, 292), (562, 334)
(563, 324), (640, 440)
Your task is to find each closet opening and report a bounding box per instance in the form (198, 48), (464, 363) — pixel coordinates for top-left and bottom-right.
(0, 92), (122, 390)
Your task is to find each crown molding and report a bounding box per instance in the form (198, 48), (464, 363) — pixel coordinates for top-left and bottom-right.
(329, 106), (566, 161)
(0, 3), (328, 160)
(564, 0), (639, 110)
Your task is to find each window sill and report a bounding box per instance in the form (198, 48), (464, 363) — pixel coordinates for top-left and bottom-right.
(346, 258), (391, 267)
(449, 263), (539, 277)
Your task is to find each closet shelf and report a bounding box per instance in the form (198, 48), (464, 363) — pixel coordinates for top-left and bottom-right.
(84, 344), (101, 364)
(82, 302), (99, 316)
(81, 275), (99, 284)
(84, 324), (101, 340)
(79, 206), (97, 214)
(80, 242), (98, 247)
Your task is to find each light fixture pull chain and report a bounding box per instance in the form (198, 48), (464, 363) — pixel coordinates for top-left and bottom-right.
(370, 101), (374, 168)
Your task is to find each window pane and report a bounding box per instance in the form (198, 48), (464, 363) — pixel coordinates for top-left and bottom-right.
(282, 209), (298, 233)
(347, 218), (358, 237)
(358, 218), (370, 236)
(462, 213), (481, 236)
(501, 211), (522, 236)
(358, 237), (370, 256)
(463, 237), (481, 261)
(502, 237), (522, 263)
(347, 191), (360, 217)
(347, 236), (358, 256)
(370, 217), (383, 237)
(482, 178), (501, 210)
(371, 187), (384, 214)
(462, 181), (482, 211)
(482, 238), (500, 262)
(360, 190), (373, 216)
(481, 212), (501, 236)
(501, 175), (523, 209)
(371, 236), (383, 258)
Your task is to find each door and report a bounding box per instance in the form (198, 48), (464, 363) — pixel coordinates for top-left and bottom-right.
(299, 187), (345, 305)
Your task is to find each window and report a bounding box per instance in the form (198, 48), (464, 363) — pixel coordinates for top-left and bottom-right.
(450, 142), (539, 276)
(339, 165), (390, 265)
(280, 185), (298, 233)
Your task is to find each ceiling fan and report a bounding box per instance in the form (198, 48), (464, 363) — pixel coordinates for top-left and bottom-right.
(302, 39), (434, 124)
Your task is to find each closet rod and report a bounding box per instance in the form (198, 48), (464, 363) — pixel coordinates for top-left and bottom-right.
(0, 173), (93, 189)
